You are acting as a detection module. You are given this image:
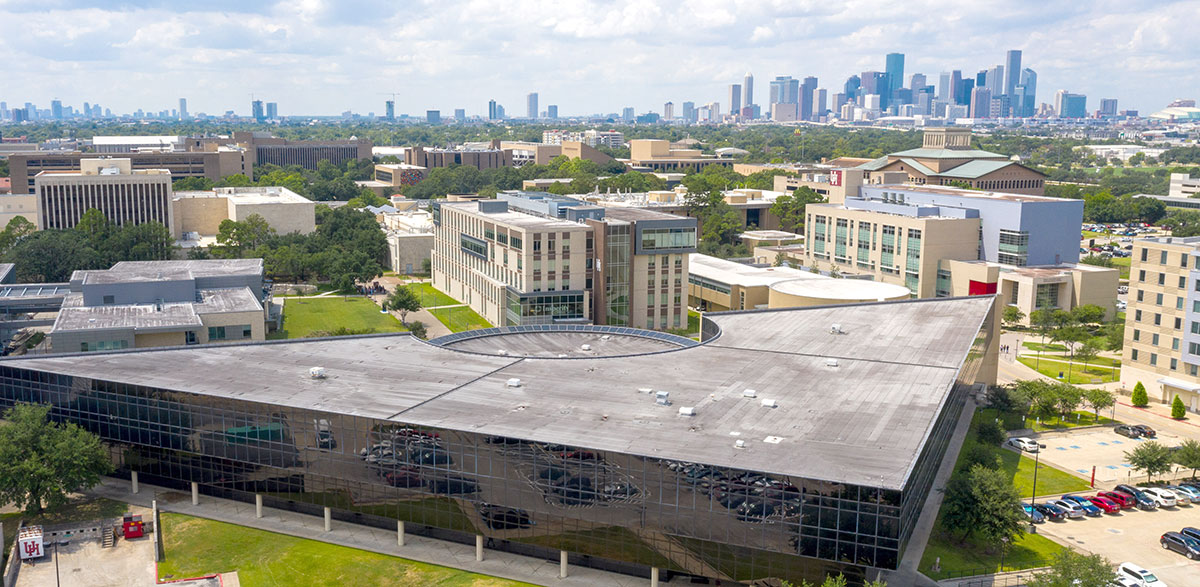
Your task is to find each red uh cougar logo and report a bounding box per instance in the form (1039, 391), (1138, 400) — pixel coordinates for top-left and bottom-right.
(23, 541), (41, 556)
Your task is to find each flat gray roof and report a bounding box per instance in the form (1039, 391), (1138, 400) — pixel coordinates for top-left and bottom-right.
(9, 296), (994, 489)
(52, 293), (202, 332)
(442, 331), (681, 358)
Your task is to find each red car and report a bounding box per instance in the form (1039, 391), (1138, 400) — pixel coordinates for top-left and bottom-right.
(1098, 491), (1136, 510)
(1087, 495), (1121, 513)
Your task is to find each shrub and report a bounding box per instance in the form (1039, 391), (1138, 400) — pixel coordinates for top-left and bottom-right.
(961, 444), (1002, 470)
(976, 418), (1007, 446)
(1131, 382), (1149, 407)
(1173, 395), (1187, 419)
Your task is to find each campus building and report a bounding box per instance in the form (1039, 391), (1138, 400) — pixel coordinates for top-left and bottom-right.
(7, 148), (252, 194)
(432, 192), (697, 330)
(171, 186), (317, 243)
(541, 129), (625, 149)
(1121, 236), (1200, 412)
(34, 158), (174, 231)
(0, 296), (998, 585)
(229, 132), (372, 170)
(687, 254), (910, 312)
(622, 140), (735, 171)
(856, 128), (1046, 195)
(48, 259), (268, 353)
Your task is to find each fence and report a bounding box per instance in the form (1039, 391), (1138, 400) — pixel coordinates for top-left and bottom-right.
(928, 560), (1049, 582)
(945, 568), (1047, 587)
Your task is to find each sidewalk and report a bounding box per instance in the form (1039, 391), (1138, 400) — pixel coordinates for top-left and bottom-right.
(88, 479), (650, 587)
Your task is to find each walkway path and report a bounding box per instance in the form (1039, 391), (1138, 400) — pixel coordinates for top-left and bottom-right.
(87, 479), (650, 587)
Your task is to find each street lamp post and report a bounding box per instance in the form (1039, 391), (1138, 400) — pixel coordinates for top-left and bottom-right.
(1029, 443), (1047, 533)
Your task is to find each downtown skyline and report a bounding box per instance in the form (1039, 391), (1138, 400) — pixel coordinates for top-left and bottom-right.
(0, 0), (1195, 118)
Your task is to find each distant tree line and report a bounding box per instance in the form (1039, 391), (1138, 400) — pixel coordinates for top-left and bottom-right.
(0, 211), (174, 282)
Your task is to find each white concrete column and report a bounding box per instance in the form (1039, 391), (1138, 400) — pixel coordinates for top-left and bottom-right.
(255, 494), (263, 518)
(476, 535), (484, 561)
(559, 550), (568, 578)
(324, 507), (332, 531)
(397, 521), (405, 547)
(191, 482), (199, 505)
(651, 567), (659, 587)
(131, 471), (139, 494)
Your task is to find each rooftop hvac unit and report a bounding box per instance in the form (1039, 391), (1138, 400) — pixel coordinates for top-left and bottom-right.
(655, 391), (671, 406)
(733, 439), (746, 449)
(825, 358), (839, 367)
(309, 367), (326, 379)
(830, 324), (844, 334)
(600, 335), (611, 341)
(506, 378), (522, 388)
(497, 349), (508, 355)
(637, 387), (653, 394)
(742, 389), (757, 398)
(678, 406), (696, 417)
(761, 398), (778, 408)
(580, 344), (592, 351)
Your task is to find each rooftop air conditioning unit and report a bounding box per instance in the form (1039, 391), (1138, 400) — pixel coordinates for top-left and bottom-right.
(761, 398), (778, 408)
(506, 378), (522, 388)
(734, 439), (746, 449)
(678, 406), (696, 417)
(830, 324), (844, 334)
(309, 367), (326, 379)
(825, 358), (839, 367)
(655, 391), (671, 406)
(497, 349), (508, 355)
(742, 389), (757, 398)
(581, 344), (592, 351)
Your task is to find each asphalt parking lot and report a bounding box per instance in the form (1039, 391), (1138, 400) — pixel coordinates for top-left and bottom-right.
(1036, 498), (1200, 585)
(1030, 429), (1187, 486)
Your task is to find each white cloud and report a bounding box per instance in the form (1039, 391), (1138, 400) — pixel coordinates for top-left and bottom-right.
(0, 0), (1197, 116)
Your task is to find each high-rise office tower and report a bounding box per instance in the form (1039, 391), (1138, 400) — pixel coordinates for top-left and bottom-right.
(664, 102), (675, 120)
(178, 98), (188, 120)
(622, 107), (635, 122)
(251, 100), (264, 122)
(769, 76), (799, 106)
(728, 84), (742, 117)
(496, 104), (506, 119)
(815, 88), (827, 119)
(910, 73), (926, 92)
(1099, 99), (1118, 117)
(957, 79), (974, 106)
(454, 108), (466, 121)
(426, 110), (441, 124)
(547, 105), (558, 119)
(987, 65), (1005, 97)
(385, 101), (395, 121)
(937, 72), (951, 102)
(844, 75), (861, 102)
(975, 70), (988, 90)
(681, 102), (695, 122)
(743, 72), (754, 110)
(526, 93), (538, 119)
(1003, 50), (1022, 98)
(800, 76), (818, 120)
(266, 102), (278, 120)
(860, 71), (880, 97)
(488, 100), (498, 120)
(970, 87), (992, 118)
(950, 70), (964, 105)
(1019, 68), (1038, 117)
(51, 100), (63, 120)
(885, 53), (904, 96)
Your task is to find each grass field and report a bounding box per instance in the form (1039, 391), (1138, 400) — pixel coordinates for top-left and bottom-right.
(271, 297), (406, 339)
(429, 306), (492, 333)
(2, 497), (128, 569)
(1111, 256), (1131, 280)
(1016, 356), (1119, 384)
(964, 410), (1091, 496)
(984, 407), (1119, 433)
(406, 282), (460, 307)
(157, 513), (533, 586)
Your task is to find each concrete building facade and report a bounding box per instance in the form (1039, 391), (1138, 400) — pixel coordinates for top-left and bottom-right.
(171, 186), (316, 241)
(34, 158), (173, 231)
(856, 128), (1046, 195)
(9, 149), (251, 195)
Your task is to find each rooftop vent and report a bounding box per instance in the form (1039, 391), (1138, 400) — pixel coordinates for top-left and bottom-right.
(580, 344), (592, 351)
(761, 398), (778, 408)
(825, 358), (839, 368)
(600, 335), (611, 341)
(497, 349), (508, 355)
(309, 367), (326, 379)
(734, 439), (746, 449)
(830, 323), (845, 335)
(742, 389), (757, 398)
(655, 391), (671, 406)
(764, 436), (784, 444)
(678, 406), (696, 417)
(506, 378), (522, 388)
(637, 387), (653, 394)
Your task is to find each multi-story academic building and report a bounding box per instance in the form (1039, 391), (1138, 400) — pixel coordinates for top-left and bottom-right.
(432, 192), (697, 330)
(856, 128), (1046, 195)
(8, 148), (251, 194)
(34, 158), (174, 231)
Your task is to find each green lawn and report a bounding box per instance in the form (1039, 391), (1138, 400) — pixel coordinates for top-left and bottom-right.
(1111, 256), (1131, 280)
(429, 306), (492, 333)
(962, 410), (1090, 497)
(1016, 356), (1119, 384)
(986, 408), (1119, 433)
(1022, 341), (1067, 352)
(157, 513), (533, 586)
(271, 297), (407, 339)
(2, 497), (129, 569)
(665, 310), (703, 338)
(406, 282), (461, 307)
(919, 529), (1065, 580)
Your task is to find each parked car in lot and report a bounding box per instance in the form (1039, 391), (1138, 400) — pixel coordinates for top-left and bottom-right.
(1109, 576), (1140, 587)
(383, 466), (423, 488)
(1142, 487), (1178, 508)
(1117, 562), (1167, 586)
(1115, 425), (1143, 438)
(1006, 437), (1041, 452)
(1099, 490), (1137, 510)
(1167, 485), (1200, 503)
(1132, 424), (1156, 438)
(1061, 494), (1103, 516)
(1161, 531), (1200, 559)
(1087, 494), (1122, 513)
(1033, 502), (1067, 521)
(1181, 526), (1200, 543)
(1021, 502), (1045, 523)
(1114, 485), (1158, 510)
(1051, 498), (1086, 518)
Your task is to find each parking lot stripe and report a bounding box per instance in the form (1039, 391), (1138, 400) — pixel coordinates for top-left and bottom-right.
(1070, 445), (1082, 449)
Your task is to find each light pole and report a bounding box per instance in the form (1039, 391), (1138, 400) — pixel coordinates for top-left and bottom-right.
(1029, 443), (1047, 533)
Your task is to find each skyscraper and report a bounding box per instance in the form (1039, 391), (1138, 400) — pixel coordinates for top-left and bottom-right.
(743, 72), (754, 110)
(251, 100), (264, 122)
(547, 105), (558, 119)
(1019, 68), (1038, 117)
(426, 110), (441, 124)
(987, 65), (1005, 97)
(844, 75), (861, 102)
(910, 73), (926, 92)
(728, 84), (742, 117)
(622, 107), (635, 122)
(664, 102), (674, 120)
(266, 102), (278, 120)
(885, 53), (904, 96)
(970, 87), (992, 118)
(178, 98), (188, 120)
(454, 108), (466, 121)
(488, 99), (498, 120)
(815, 88), (827, 119)
(1055, 90), (1087, 118)
(386, 100), (396, 121)
(51, 100), (63, 120)
(681, 102), (695, 123)
(1003, 50), (1022, 98)
(799, 76), (818, 120)
(938, 72), (952, 102)
(1099, 99), (1118, 117)
(769, 76), (799, 106)
(526, 92), (538, 119)
(950, 70), (964, 105)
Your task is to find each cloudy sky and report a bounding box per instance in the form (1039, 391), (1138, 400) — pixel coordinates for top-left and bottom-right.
(0, 0), (1195, 118)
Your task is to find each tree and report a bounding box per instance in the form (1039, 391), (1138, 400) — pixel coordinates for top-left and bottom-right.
(1026, 550), (1114, 587)
(1173, 438), (1200, 478)
(215, 214), (276, 255)
(1052, 383), (1084, 419)
(1124, 440), (1173, 482)
(1102, 322), (1124, 351)
(408, 320), (428, 340)
(1002, 305), (1025, 328)
(1074, 340), (1100, 375)
(1030, 308), (1060, 369)
(1069, 304), (1106, 325)
(1084, 388), (1115, 422)
(1131, 381), (1149, 407)
(976, 418), (1006, 446)
(782, 576), (886, 587)
(940, 464), (1024, 543)
(0, 403), (113, 515)
(770, 186), (824, 232)
(0, 216), (36, 254)
(1173, 395), (1187, 419)
(385, 285), (423, 323)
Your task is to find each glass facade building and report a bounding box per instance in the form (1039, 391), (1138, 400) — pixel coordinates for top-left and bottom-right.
(0, 298), (995, 586)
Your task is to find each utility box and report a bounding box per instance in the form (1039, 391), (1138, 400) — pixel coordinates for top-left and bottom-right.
(18, 526), (44, 559)
(122, 513), (145, 539)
